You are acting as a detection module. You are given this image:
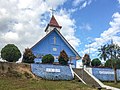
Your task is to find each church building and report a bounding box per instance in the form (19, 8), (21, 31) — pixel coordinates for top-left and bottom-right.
(31, 15), (81, 68)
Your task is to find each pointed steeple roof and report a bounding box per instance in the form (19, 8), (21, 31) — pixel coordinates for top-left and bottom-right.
(49, 15), (61, 28)
(45, 15), (62, 32)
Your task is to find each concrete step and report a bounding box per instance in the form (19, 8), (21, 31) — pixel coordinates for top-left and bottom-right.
(73, 68), (101, 88)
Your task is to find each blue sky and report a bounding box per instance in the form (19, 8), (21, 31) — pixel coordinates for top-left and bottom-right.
(60, 0), (120, 59)
(64, 0), (120, 59)
(0, 0), (120, 60)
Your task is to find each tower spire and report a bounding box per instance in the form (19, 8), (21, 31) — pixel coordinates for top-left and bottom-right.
(44, 10), (62, 34)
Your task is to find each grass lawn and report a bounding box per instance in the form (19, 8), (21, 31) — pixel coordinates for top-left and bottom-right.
(0, 76), (97, 90)
(103, 82), (120, 89)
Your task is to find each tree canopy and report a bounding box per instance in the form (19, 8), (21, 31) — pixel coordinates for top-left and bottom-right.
(91, 58), (101, 67)
(82, 54), (91, 66)
(42, 54), (54, 64)
(98, 43), (120, 61)
(105, 59), (120, 69)
(58, 50), (69, 65)
(22, 48), (35, 63)
(1, 44), (21, 62)
(98, 45), (108, 61)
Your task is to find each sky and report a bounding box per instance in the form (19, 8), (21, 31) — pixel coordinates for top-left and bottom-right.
(0, 0), (120, 60)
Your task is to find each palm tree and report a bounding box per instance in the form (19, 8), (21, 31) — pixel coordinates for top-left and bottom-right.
(98, 45), (108, 61)
(98, 43), (120, 84)
(106, 43), (120, 84)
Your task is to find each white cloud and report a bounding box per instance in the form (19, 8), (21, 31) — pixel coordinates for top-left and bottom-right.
(72, 0), (92, 9)
(79, 23), (92, 31)
(73, 0), (84, 6)
(80, 1), (87, 9)
(0, 0), (80, 54)
(45, 0), (67, 9)
(82, 12), (120, 59)
(68, 8), (78, 13)
(2, 31), (19, 42)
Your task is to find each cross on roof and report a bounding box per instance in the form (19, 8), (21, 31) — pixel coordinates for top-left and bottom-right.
(50, 8), (55, 15)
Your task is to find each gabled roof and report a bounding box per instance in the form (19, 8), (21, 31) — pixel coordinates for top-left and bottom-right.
(45, 15), (62, 32)
(31, 28), (81, 60)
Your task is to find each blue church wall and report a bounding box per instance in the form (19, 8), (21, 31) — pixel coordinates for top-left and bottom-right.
(31, 64), (74, 80)
(92, 68), (120, 81)
(31, 30), (77, 67)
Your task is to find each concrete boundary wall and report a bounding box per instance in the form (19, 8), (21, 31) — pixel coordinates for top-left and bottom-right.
(86, 67), (120, 81)
(31, 64), (74, 80)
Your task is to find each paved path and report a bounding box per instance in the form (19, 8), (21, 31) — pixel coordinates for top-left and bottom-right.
(103, 85), (120, 90)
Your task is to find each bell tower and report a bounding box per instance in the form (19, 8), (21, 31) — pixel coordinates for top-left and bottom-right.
(45, 15), (62, 34)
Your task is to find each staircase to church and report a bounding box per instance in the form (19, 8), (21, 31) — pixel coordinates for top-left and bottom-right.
(73, 68), (102, 89)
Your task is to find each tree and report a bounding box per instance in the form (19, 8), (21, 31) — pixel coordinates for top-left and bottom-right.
(22, 48), (35, 63)
(104, 59), (113, 68)
(82, 54), (91, 67)
(91, 58), (101, 67)
(116, 60), (120, 69)
(106, 43), (120, 84)
(98, 45), (108, 61)
(58, 50), (69, 65)
(1, 44), (21, 62)
(106, 44), (119, 59)
(42, 54), (54, 64)
(98, 42), (120, 84)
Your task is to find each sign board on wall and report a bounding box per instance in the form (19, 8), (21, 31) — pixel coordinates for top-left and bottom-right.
(99, 71), (114, 74)
(92, 68), (120, 81)
(46, 68), (60, 72)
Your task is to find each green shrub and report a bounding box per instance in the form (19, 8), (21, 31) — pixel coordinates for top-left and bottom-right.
(116, 60), (120, 69)
(1, 44), (21, 62)
(42, 54), (54, 64)
(22, 48), (35, 63)
(104, 59), (112, 68)
(91, 58), (101, 67)
(58, 50), (69, 65)
(105, 59), (120, 69)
